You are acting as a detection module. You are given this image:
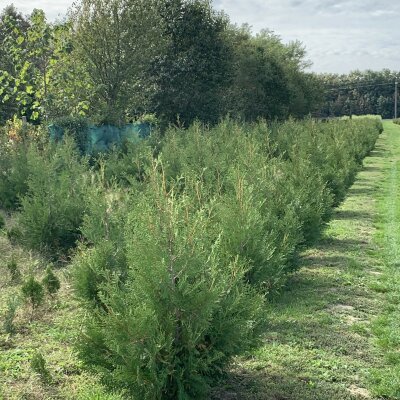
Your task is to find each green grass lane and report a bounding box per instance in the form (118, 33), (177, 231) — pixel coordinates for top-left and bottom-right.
(213, 122), (400, 400)
(369, 121), (400, 398)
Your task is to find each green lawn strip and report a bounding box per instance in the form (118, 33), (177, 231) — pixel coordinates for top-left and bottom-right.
(213, 128), (389, 399)
(368, 121), (400, 399)
(0, 219), (110, 399)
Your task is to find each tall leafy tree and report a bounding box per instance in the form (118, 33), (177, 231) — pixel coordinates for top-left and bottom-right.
(71, 0), (166, 124)
(0, 6), (69, 123)
(0, 5), (29, 77)
(223, 27), (322, 121)
(317, 69), (400, 118)
(147, 0), (232, 126)
(224, 28), (290, 121)
(45, 22), (93, 118)
(0, 5), (33, 123)
(0, 2), (330, 125)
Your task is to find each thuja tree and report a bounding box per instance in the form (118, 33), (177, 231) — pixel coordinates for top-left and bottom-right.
(159, 120), (317, 288)
(0, 5), (29, 123)
(18, 137), (91, 256)
(0, 134), (31, 210)
(74, 165), (265, 399)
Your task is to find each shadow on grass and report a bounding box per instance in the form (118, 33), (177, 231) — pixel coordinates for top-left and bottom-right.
(213, 232), (380, 399)
(211, 366), (359, 400)
(300, 254), (360, 268)
(368, 151), (386, 158)
(316, 237), (369, 253)
(334, 209), (373, 221)
(368, 143), (387, 158)
(262, 312), (372, 359)
(362, 165), (381, 173)
(347, 186), (377, 196)
(361, 165), (382, 172)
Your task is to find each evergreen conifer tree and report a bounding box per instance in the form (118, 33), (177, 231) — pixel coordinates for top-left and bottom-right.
(75, 165), (265, 399)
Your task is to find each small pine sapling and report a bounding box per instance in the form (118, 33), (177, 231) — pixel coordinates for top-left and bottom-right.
(42, 266), (61, 296)
(7, 258), (21, 283)
(30, 351), (51, 383)
(3, 297), (19, 334)
(6, 226), (22, 245)
(21, 276), (44, 309)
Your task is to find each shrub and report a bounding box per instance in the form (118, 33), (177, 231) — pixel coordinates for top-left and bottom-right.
(0, 213), (4, 230)
(74, 169), (265, 399)
(73, 117), (381, 397)
(0, 138), (32, 210)
(270, 118), (380, 206)
(157, 117), (380, 289)
(73, 184), (130, 306)
(394, 118), (400, 126)
(6, 226), (23, 245)
(213, 166), (302, 290)
(3, 296), (19, 334)
(50, 116), (90, 154)
(73, 240), (127, 307)
(21, 276), (44, 309)
(159, 119), (330, 288)
(42, 266), (61, 295)
(98, 140), (153, 187)
(7, 258), (21, 283)
(30, 351), (51, 383)
(18, 138), (91, 256)
(0, 120), (47, 210)
(282, 158), (333, 244)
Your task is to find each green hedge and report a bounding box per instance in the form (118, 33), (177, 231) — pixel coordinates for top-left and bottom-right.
(71, 117), (381, 398)
(0, 116), (382, 398)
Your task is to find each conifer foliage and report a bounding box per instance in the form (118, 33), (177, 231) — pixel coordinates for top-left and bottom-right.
(42, 266), (61, 295)
(18, 138), (91, 255)
(21, 276), (44, 309)
(0, 115), (382, 398)
(75, 165), (265, 399)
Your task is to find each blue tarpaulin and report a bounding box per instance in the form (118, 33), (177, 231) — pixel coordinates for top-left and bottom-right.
(49, 122), (151, 154)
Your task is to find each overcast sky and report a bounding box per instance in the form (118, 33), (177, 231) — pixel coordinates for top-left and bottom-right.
(5, 0), (400, 74)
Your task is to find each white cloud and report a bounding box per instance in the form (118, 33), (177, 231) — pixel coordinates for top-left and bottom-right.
(4, 0), (400, 73)
(370, 9), (396, 17)
(213, 0), (400, 73)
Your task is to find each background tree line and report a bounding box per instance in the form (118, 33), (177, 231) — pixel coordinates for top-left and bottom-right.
(316, 70), (400, 119)
(2, 2), (399, 126)
(0, 1), (323, 127)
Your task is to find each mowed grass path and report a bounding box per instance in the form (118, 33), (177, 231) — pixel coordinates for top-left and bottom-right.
(213, 121), (400, 400)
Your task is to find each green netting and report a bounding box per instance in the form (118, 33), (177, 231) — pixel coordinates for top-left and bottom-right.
(48, 122), (151, 154)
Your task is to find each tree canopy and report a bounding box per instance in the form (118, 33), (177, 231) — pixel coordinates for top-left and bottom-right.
(317, 70), (400, 119)
(4, 1), (391, 126)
